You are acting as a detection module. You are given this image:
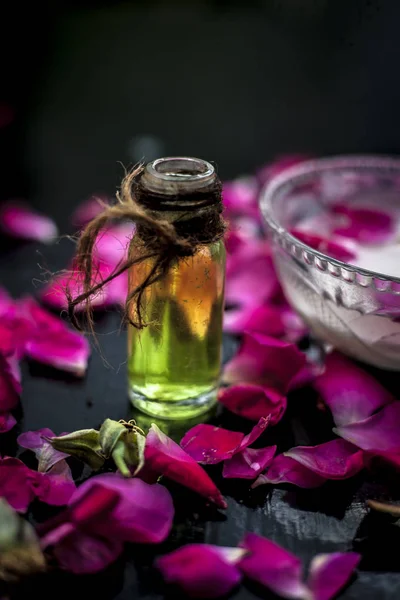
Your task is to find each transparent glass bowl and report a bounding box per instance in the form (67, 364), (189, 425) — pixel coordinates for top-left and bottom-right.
(260, 156), (400, 370)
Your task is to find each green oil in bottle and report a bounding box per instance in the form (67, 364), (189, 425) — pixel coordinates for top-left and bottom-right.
(127, 157), (226, 419)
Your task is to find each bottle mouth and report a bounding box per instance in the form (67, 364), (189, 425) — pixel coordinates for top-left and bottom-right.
(142, 157), (216, 195)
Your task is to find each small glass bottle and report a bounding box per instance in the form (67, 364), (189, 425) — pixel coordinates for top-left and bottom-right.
(127, 157), (226, 419)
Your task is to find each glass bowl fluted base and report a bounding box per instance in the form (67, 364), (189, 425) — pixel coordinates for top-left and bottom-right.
(129, 386), (218, 420)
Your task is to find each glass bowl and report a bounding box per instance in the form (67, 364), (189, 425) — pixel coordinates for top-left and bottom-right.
(260, 155), (400, 370)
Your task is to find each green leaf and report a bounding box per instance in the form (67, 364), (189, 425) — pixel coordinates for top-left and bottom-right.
(99, 419), (128, 459)
(121, 429), (146, 477)
(46, 429), (105, 470)
(99, 419), (146, 477)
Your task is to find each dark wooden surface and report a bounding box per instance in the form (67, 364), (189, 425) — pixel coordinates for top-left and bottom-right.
(2, 1), (400, 598)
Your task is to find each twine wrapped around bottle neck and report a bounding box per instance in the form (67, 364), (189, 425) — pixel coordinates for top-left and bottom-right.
(67, 164), (226, 333)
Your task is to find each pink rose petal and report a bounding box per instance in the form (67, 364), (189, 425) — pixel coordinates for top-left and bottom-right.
(334, 401), (400, 453)
(225, 242), (281, 309)
(23, 330), (90, 376)
(157, 544), (245, 598)
(252, 455), (326, 489)
(223, 446), (276, 479)
(54, 530), (123, 574)
(0, 323), (17, 356)
(0, 353), (21, 412)
(289, 359), (325, 391)
(239, 416), (270, 448)
(93, 224), (135, 268)
(180, 418), (268, 465)
(71, 195), (109, 228)
(219, 384), (287, 424)
(18, 428), (69, 472)
(145, 424), (227, 509)
(41, 260), (128, 311)
(239, 533), (308, 599)
(290, 229), (356, 262)
(0, 457), (36, 512)
(40, 475), (174, 573)
(223, 177), (260, 220)
(314, 353), (393, 427)
(223, 332), (306, 394)
(0, 287), (14, 316)
(180, 425), (245, 465)
(33, 465), (76, 506)
(307, 552), (361, 600)
(224, 303), (306, 342)
(285, 439), (364, 479)
(0, 201), (58, 243)
(42, 223), (132, 311)
(332, 204), (395, 245)
(71, 474), (174, 544)
(18, 298), (90, 376)
(39, 484), (121, 547)
(0, 456), (75, 512)
(0, 412), (16, 433)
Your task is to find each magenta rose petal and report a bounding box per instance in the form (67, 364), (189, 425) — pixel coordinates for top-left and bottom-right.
(334, 401), (400, 453)
(70, 474), (174, 544)
(0, 287), (14, 316)
(18, 298), (90, 376)
(24, 329), (90, 377)
(223, 177), (259, 220)
(239, 416), (270, 448)
(219, 384), (287, 424)
(252, 455), (326, 489)
(33, 467), (76, 506)
(41, 260), (127, 311)
(157, 544), (245, 599)
(180, 424), (245, 465)
(0, 457), (36, 512)
(238, 533), (308, 599)
(54, 530), (123, 574)
(18, 428), (69, 472)
(0, 353), (21, 412)
(0, 412), (16, 433)
(224, 303), (307, 342)
(307, 552), (361, 600)
(39, 484), (121, 548)
(180, 418), (269, 465)
(0, 323), (17, 356)
(145, 424), (227, 508)
(93, 224), (135, 267)
(223, 446), (276, 479)
(223, 332), (306, 394)
(225, 243), (281, 309)
(224, 304), (287, 336)
(332, 204), (395, 244)
(289, 359), (325, 391)
(0, 201), (58, 243)
(284, 439), (364, 479)
(313, 352), (393, 427)
(290, 229), (357, 262)
(40, 476), (173, 574)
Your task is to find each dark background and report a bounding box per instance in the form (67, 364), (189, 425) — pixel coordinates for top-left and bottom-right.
(3, 0), (400, 218)
(2, 1), (400, 599)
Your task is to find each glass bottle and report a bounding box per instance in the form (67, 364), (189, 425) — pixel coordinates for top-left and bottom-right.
(127, 157), (226, 419)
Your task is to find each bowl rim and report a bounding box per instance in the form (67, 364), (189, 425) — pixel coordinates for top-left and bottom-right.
(259, 154), (400, 289)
